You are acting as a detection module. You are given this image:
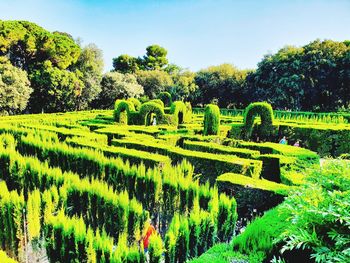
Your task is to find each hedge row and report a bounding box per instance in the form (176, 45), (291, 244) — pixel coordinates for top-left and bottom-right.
(65, 136), (171, 168)
(0, 149), (149, 246)
(63, 179), (148, 243)
(45, 212), (145, 263)
(164, 194), (237, 262)
(182, 140), (299, 183)
(111, 138), (263, 184)
(3, 136), (233, 234)
(0, 182), (24, 260)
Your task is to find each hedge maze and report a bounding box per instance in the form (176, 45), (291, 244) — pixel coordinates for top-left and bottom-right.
(0, 101), (349, 262)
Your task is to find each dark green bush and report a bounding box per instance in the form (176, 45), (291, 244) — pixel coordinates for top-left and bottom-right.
(244, 102), (274, 139)
(149, 99), (165, 108)
(157, 92), (172, 107)
(203, 104), (220, 135)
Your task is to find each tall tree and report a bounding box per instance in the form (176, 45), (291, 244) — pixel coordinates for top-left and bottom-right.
(73, 43), (104, 110)
(0, 57), (32, 115)
(113, 54), (139, 73)
(0, 20), (82, 112)
(93, 72), (144, 109)
(136, 70), (173, 99)
(195, 64), (249, 108)
(142, 44), (168, 70)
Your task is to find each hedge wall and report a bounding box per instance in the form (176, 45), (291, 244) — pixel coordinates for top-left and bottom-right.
(45, 212), (145, 263)
(112, 138), (263, 184)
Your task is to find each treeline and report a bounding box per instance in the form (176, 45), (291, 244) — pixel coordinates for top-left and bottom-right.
(1, 20), (350, 114)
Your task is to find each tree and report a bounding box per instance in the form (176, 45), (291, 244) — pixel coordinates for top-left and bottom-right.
(247, 40), (350, 111)
(93, 72), (144, 109)
(113, 54), (139, 73)
(0, 20), (83, 113)
(136, 70), (173, 99)
(0, 57), (32, 115)
(73, 43), (104, 110)
(195, 64), (249, 108)
(142, 44), (168, 70)
(29, 61), (83, 113)
(170, 70), (198, 101)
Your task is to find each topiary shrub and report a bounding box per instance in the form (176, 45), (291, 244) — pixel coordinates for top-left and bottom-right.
(114, 100), (135, 124)
(184, 102), (192, 123)
(157, 92), (172, 107)
(203, 104), (220, 135)
(139, 102), (165, 125)
(244, 102), (274, 140)
(127, 98), (142, 111)
(170, 101), (186, 125)
(149, 99), (164, 108)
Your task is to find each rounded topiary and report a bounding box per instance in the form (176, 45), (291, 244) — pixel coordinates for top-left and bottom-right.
(149, 99), (165, 109)
(203, 104), (220, 135)
(170, 101), (186, 125)
(244, 102), (274, 139)
(127, 98), (142, 111)
(139, 102), (165, 125)
(114, 99), (135, 124)
(157, 92), (172, 107)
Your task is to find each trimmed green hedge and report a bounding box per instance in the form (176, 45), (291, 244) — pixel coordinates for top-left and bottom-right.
(139, 101), (166, 125)
(0, 182), (24, 260)
(112, 138), (263, 184)
(244, 102), (274, 139)
(232, 206), (290, 261)
(45, 212), (145, 263)
(114, 99), (136, 124)
(170, 101), (187, 125)
(157, 92), (172, 107)
(127, 97), (142, 111)
(203, 104), (220, 135)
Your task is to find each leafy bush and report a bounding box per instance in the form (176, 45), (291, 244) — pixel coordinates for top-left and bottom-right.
(244, 102), (274, 139)
(114, 99), (136, 124)
(203, 104), (220, 135)
(276, 161), (350, 263)
(149, 234), (164, 263)
(127, 97), (142, 111)
(0, 250), (18, 263)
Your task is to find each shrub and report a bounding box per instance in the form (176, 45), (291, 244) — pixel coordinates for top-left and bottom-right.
(184, 102), (193, 123)
(114, 99), (136, 124)
(127, 97), (142, 111)
(170, 101), (187, 125)
(0, 182), (25, 259)
(203, 104), (220, 135)
(149, 99), (165, 108)
(244, 102), (274, 139)
(149, 234), (164, 263)
(139, 102), (166, 125)
(157, 92), (172, 107)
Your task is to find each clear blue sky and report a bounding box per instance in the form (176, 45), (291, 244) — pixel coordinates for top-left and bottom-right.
(1, 0), (350, 72)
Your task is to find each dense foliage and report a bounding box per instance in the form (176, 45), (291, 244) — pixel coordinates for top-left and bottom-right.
(0, 57), (32, 115)
(203, 104), (220, 135)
